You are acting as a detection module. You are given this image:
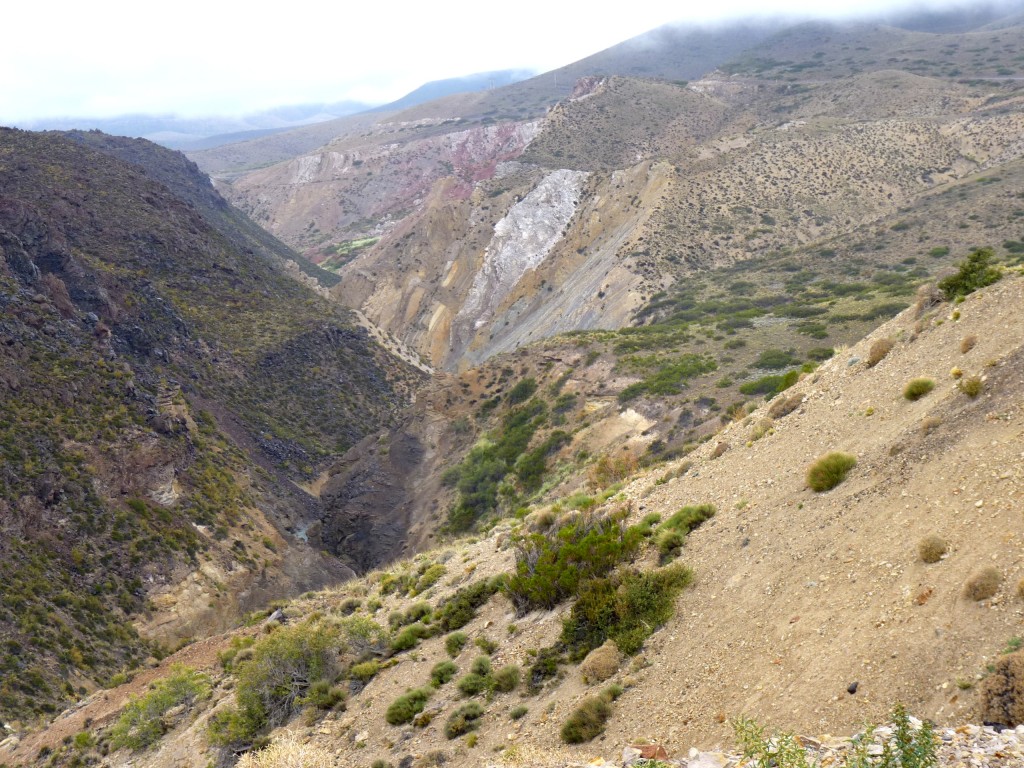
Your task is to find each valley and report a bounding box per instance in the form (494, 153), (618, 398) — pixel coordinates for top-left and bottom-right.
(3, 5), (1024, 768)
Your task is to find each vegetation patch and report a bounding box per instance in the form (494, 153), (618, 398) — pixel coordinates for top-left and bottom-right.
(385, 687), (433, 725)
(903, 378), (936, 401)
(110, 666), (210, 750)
(806, 452), (857, 492)
(445, 701), (485, 738)
(938, 247), (1002, 300)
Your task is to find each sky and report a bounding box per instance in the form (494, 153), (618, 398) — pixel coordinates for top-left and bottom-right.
(0, 0), (1004, 122)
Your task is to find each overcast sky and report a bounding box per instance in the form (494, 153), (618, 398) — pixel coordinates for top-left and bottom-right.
(0, 0), (1005, 122)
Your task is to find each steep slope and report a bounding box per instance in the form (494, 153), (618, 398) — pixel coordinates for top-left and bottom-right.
(0, 129), (422, 724)
(208, 15), (1024, 373)
(14, 274), (1022, 768)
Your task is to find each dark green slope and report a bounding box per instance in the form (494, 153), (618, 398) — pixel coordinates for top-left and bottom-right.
(0, 128), (422, 721)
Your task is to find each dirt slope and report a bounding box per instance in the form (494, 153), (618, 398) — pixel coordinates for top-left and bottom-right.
(16, 275), (1021, 768)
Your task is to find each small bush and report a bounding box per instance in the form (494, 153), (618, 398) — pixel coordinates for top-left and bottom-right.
(979, 651), (1024, 726)
(390, 622), (430, 652)
(560, 696), (612, 743)
(656, 529), (686, 562)
(510, 705), (528, 720)
(349, 660), (380, 683)
(579, 641), (621, 684)
(957, 375), (983, 398)
(768, 393), (803, 419)
(470, 656), (492, 677)
(938, 247), (1001, 300)
(444, 702), (484, 738)
(456, 673), (488, 697)
(492, 664), (521, 693)
(903, 378), (935, 401)
(918, 535), (948, 564)
(445, 632), (468, 658)
(805, 452), (857, 492)
(385, 687), (432, 725)
(110, 666), (211, 750)
(960, 335), (978, 354)
(867, 338), (895, 367)
(433, 579), (501, 632)
(302, 680), (345, 711)
(475, 637), (498, 654)
(430, 660), (458, 687)
(963, 567), (1002, 601)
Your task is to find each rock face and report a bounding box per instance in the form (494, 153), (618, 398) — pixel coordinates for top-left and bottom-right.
(451, 168), (589, 358)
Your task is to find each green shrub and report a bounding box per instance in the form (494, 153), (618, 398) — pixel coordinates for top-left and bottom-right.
(350, 660), (381, 683)
(938, 247), (1001, 300)
(903, 378), (935, 401)
(216, 621), (339, 745)
(445, 631), (468, 657)
(506, 513), (643, 613)
(444, 701), (484, 738)
(301, 679), (345, 711)
(385, 687), (432, 725)
(506, 378), (537, 405)
(561, 563), (693, 660)
(390, 622), (430, 652)
(414, 564), (447, 594)
(430, 660), (458, 687)
(492, 664), (521, 693)
(957, 375), (983, 398)
(110, 666), (211, 750)
(470, 655), (492, 676)
(560, 695), (612, 743)
(474, 636), (498, 654)
(456, 673), (489, 697)
(656, 529), (686, 562)
(510, 705), (528, 720)
(526, 646), (564, 693)
(433, 578), (502, 632)
(805, 452), (857, 492)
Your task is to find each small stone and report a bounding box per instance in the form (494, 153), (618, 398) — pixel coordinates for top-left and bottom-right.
(847, 681), (859, 694)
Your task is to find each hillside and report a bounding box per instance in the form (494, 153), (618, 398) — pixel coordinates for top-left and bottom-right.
(197, 14), (1024, 376)
(9, 272), (1021, 767)
(0, 129), (422, 724)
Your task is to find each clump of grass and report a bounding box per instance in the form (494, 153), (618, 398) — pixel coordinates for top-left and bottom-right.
(492, 664), (521, 693)
(560, 693), (613, 743)
(349, 660), (381, 683)
(430, 661), (458, 687)
(510, 705), (528, 720)
(918, 535), (948, 564)
(903, 377), (936, 401)
(456, 673), (489, 697)
(768, 393), (803, 419)
(444, 701), (484, 739)
(475, 636), (498, 654)
(806, 452), (857, 492)
(110, 666), (211, 750)
(978, 651), (1024, 727)
(580, 641), (621, 684)
(957, 375), (983, 398)
(866, 338), (895, 367)
(384, 687), (432, 725)
(963, 567), (1001, 601)
(445, 631), (468, 658)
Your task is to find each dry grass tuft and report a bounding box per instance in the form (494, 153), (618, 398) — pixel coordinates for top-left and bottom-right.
(960, 335), (978, 354)
(866, 338), (895, 367)
(957, 375), (984, 398)
(963, 567), (1001, 601)
(917, 535), (948, 563)
(768, 393), (803, 419)
(978, 651), (1024, 726)
(580, 641), (621, 684)
(237, 735), (334, 768)
(920, 416), (942, 435)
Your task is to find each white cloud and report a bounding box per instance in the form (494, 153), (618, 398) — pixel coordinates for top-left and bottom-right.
(0, 0), (999, 121)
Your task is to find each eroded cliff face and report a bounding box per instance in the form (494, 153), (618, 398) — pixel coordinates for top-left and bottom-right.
(223, 120), (541, 254)
(451, 168), (589, 358)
